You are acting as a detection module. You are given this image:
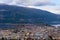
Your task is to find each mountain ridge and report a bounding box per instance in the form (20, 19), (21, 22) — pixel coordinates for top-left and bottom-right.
(0, 4), (60, 28)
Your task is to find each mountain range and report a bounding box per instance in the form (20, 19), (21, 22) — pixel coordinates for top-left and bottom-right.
(0, 4), (60, 28)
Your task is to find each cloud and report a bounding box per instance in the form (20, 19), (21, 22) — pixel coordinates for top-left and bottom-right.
(38, 6), (60, 14)
(27, 6), (60, 14)
(0, 0), (12, 3)
(0, 0), (52, 6)
(35, 3), (55, 6)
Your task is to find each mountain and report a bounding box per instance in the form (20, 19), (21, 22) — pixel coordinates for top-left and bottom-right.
(0, 4), (59, 28)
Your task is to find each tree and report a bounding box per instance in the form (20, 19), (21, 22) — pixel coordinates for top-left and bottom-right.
(45, 35), (53, 40)
(1, 37), (4, 40)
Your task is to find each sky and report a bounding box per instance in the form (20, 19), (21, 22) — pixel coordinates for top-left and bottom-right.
(0, 0), (60, 14)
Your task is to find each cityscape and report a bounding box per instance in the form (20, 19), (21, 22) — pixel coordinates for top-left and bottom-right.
(0, 24), (60, 40)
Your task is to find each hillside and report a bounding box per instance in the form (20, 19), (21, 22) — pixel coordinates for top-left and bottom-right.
(0, 5), (57, 23)
(0, 5), (59, 28)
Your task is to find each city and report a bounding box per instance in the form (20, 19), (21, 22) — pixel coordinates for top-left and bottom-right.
(0, 24), (60, 40)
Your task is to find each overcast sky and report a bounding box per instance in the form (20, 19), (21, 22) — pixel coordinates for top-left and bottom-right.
(0, 0), (60, 14)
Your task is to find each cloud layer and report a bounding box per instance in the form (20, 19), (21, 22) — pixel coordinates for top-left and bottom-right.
(27, 6), (60, 14)
(0, 0), (52, 6)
